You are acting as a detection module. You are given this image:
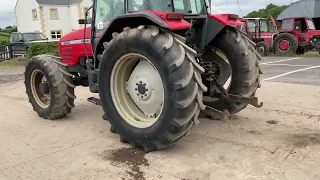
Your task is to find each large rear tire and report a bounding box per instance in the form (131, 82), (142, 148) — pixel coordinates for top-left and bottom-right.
(25, 55), (76, 119)
(98, 26), (207, 152)
(273, 33), (298, 56)
(203, 28), (262, 115)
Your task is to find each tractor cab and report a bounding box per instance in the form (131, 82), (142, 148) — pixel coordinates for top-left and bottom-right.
(239, 17), (276, 56)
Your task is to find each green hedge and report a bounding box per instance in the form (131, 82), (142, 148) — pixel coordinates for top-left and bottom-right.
(26, 42), (60, 59)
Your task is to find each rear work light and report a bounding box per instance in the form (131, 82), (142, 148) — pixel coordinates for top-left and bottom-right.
(166, 13), (184, 20)
(228, 14), (239, 20)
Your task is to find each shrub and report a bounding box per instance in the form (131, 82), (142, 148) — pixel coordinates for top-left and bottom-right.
(26, 42), (59, 59)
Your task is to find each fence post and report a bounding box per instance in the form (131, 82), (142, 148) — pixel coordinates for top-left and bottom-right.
(8, 44), (13, 59)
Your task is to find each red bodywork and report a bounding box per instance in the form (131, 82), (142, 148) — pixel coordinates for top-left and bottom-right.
(279, 17), (320, 47)
(59, 27), (93, 66)
(59, 11), (242, 66)
(239, 18), (276, 48)
(210, 14), (243, 27)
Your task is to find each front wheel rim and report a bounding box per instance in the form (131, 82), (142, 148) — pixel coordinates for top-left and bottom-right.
(279, 39), (290, 51)
(30, 70), (51, 108)
(110, 53), (164, 129)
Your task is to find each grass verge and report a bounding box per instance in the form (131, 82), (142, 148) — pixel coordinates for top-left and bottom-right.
(0, 58), (29, 67)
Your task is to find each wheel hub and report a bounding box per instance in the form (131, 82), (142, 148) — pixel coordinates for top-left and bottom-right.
(137, 82), (148, 96)
(279, 39), (290, 51)
(127, 60), (163, 118)
(39, 82), (50, 94)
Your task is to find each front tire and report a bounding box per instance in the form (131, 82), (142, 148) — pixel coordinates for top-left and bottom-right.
(256, 41), (269, 57)
(98, 26), (207, 152)
(25, 55), (76, 119)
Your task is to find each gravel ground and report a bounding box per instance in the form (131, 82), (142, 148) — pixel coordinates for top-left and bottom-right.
(0, 67), (25, 84)
(0, 60), (319, 180)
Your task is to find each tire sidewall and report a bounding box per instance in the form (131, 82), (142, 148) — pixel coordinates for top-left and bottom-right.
(256, 42), (269, 56)
(25, 59), (55, 117)
(98, 35), (175, 142)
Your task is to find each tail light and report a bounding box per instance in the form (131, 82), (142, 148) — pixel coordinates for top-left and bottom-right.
(166, 13), (184, 20)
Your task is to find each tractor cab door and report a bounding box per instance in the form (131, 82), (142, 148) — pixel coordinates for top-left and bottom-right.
(293, 18), (307, 43)
(92, 0), (125, 47)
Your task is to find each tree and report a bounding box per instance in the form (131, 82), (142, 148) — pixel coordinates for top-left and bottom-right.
(246, 3), (288, 19)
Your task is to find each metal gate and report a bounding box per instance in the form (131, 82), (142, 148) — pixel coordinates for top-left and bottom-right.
(0, 45), (13, 61)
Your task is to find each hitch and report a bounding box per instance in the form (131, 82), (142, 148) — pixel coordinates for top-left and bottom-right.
(227, 94), (263, 108)
(207, 75), (263, 108)
(201, 106), (230, 122)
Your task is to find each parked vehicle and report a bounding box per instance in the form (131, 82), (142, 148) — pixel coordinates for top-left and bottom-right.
(274, 17), (320, 56)
(8, 32), (56, 57)
(24, 0), (263, 152)
(238, 17), (277, 56)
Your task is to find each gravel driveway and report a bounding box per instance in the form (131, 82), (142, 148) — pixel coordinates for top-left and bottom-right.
(0, 63), (319, 180)
(0, 67), (25, 84)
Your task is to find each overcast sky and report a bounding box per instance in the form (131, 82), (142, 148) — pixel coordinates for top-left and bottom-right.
(1, 0), (297, 28)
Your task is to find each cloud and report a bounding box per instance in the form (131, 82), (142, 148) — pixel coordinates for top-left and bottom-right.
(211, 0), (297, 16)
(0, 0), (17, 28)
(0, 0), (296, 28)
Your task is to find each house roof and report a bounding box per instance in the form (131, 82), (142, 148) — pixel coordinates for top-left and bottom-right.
(35, 0), (82, 5)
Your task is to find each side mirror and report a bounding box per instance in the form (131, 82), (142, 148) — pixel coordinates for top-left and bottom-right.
(79, 18), (92, 24)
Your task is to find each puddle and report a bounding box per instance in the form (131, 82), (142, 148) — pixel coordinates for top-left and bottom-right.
(101, 148), (149, 180)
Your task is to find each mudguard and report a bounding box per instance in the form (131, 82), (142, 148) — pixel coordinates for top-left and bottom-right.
(190, 14), (243, 49)
(95, 11), (191, 57)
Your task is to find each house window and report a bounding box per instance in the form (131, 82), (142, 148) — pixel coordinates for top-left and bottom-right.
(32, 9), (38, 20)
(50, 8), (59, 19)
(51, 30), (62, 39)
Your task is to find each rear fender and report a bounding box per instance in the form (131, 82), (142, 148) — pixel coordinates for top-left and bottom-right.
(95, 11), (191, 58)
(192, 14), (242, 49)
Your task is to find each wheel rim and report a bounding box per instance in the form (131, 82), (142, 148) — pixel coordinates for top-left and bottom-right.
(110, 53), (164, 129)
(30, 70), (51, 108)
(279, 39), (290, 51)
(211, 47), (232, 90)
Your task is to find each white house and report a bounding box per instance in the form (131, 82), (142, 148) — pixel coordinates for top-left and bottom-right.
(15, 0), (93, 40)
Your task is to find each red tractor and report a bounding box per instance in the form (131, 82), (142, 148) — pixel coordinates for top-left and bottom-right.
(24, 0), (262, 152)
(238, 17), (277, 56)
(273, 17), (320, 56)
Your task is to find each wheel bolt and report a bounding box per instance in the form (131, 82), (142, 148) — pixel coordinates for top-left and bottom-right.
(135, 88), (137, 91)
(139, 81), (142, 83)
(144, 94), (147, 96)
(141, 96), (144, 98)
(136, 83), (138, 85)
(137, 94), (139, 96)
(146, 89), (148, 91)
